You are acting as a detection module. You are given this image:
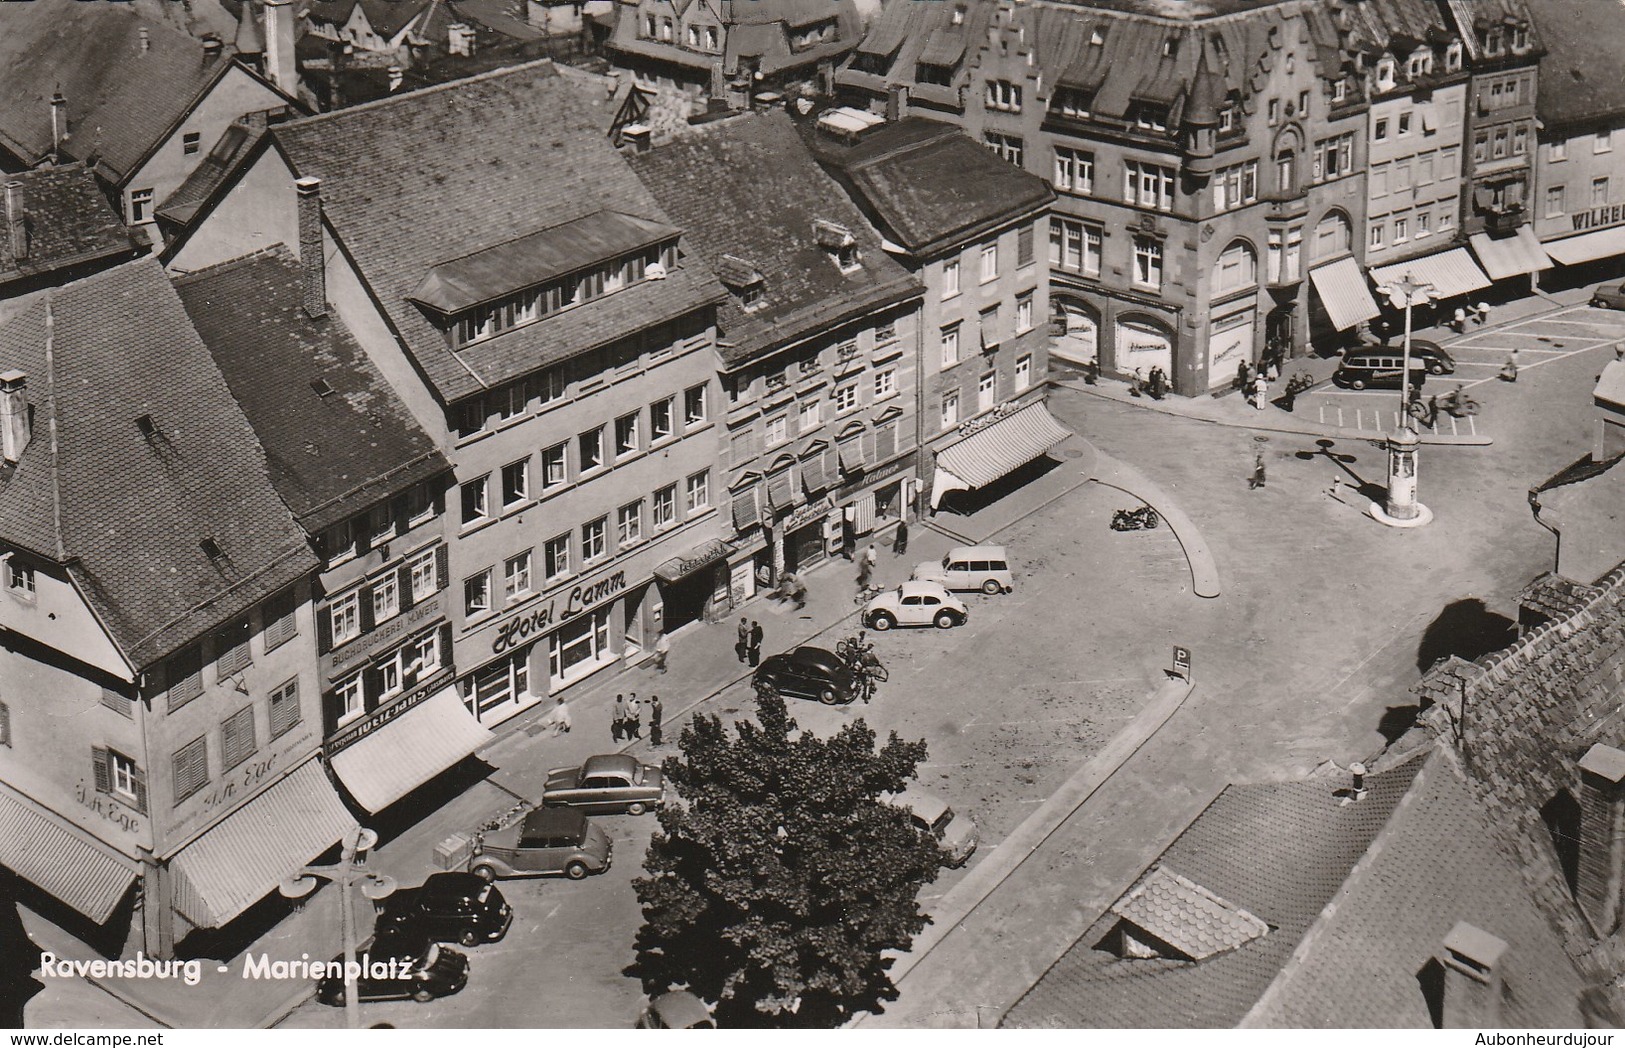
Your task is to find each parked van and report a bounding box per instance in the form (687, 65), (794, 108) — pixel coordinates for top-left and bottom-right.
(1332, 347), (1436, 390)
(911, 545), (1014, 594)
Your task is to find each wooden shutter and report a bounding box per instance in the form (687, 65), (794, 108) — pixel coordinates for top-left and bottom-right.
(398, 564), (415, 613)
(101, 687), (132, 718)
(316, 603), (334, 654)
(269, 681), (300, 739)
(358, 583), (376, 633)
(1017, 224), (1035, 267)
(0, 701), (9, 746)
(435, 544), (449, 591)
(131, 765), (147, 814)
(221, 707), (256, 770)
(92, 747), (111, 794)
(173, 737), (209, 802)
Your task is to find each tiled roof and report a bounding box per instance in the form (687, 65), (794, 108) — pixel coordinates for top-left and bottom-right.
(448, 0), (549, 41)
(1245, 750), (1586, 1028)
(1516, 572), (1603, 623)
(0, 0), (240, 183)
(1530, 0), (1625, 128)
(1441, 0), (1540, 64)
(1002, 757), (1425, 1028)
(628, 110), (921, 366)
(307, 0), (435, 38)
(0, 165), (139, 287)
(173, 246), (450, 533)
(270, 60), (724, 402)
(1111, 867), (1269, 961)
(610, 0), (860, 78)
(806, 117), (1053, 256)
(157, 120), (270, 230)
(0, 259), (317, 668)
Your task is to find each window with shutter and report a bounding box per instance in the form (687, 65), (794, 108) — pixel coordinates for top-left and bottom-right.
(435, 544), (449, 590)
(269, 679), (300, 739)
(167, 646), (203, 712)
(92, 747), (111, 793)
(263, 588), (297, 650)
(216, 618), (251, 677)
(221, 706), (256, 770)
(0, 701), (7, 745)
(173, 736), (209, 802)
(1017, 224), (1035, 267)
(101, 687), (132, 718)
(397, 563), (415, 613)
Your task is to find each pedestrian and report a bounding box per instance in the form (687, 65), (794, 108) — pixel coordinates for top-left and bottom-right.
(1084, 357), (1100, 385)
(625, 693), (641, 740)
(1474, 300), (1490, 326)
(736, 616), (749, 664)
(540, 696), (572, 735)
(653, 631), (670, 673)
(612, 694), (627, 742)
(1237, 359), (1252, 393)
(648, 695), (664, 746)
(1453, 306), (1467, 334)
(893, 517), (909, 556)
(1500, 356), (1519, 382)
(1150, 366), (1167, 400)
(1249, 452), (1267, 490)
(1130, 368), (1144, 397)
(748, 620), (763, 667)
(1253, 374), (1268, 411)
(1426, 393), (1439, 428)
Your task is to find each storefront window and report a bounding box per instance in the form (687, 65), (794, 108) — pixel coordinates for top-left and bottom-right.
(549, 608), (613, 686)
(462, 648), (531, 717)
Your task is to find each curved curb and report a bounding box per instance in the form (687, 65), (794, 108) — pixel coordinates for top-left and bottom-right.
(1088, 453), (1221, 599)
(1059, 380), (1494, 447)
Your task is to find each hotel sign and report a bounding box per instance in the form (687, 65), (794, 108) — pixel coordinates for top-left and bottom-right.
(490, 569), (628, 655)
(1572, 204), (1625, 233)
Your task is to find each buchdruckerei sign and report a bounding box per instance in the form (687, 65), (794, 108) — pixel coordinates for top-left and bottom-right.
(490, 568), (628, 656)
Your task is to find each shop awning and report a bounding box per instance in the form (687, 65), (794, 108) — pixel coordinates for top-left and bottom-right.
(935, 401), (1072, 490)
(1371, 248), (1491, 306)
(1470, 227), (1551, 280)
(654, 538), (736, 583)
(766, 467), (797, 511)
(1545, 226), (1625, 266)
(0, 786), (137, 923)
(169, 758), (355, 928)
(731, 485), (761, 532)
(1308, 257), (1381, 331)
(328, 687), (494, 814)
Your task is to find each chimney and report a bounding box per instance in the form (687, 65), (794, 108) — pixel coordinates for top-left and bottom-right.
(5, 182), (26, 262)
(203, 34), (224, 61)
(387, 65), (405, 92)
(1576, 744), (1625, 935)
(263, 0), (299, 96)
(620, 124), (653, 154)
(49, 90), (66, 164)
(885, 84), (908, 122)
(0, 372), (30, 464)
(296, 177), (327, 319)
(139, 26), (151, 53)
(1439, 922), (1507, 1029)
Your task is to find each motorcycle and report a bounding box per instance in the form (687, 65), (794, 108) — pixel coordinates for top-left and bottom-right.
(1110, 507), (1161, 531)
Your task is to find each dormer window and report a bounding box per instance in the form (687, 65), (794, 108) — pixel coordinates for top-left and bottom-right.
(1089, 28), (1104, 46)
(950, 4), (964, 25)
(986, 79), (1022, 112)
(1406, 48), (1433, 78)
(1129, 102), (1169, 132)
(1053, 86), (1094, 118)
(1162, 36), (1178, 58)
(1511, 24), (1529, 51)
(1376, 57), (1396, 89)
(916, 62), (954, 87)
(1484, 28), (1503, 55)
(1218, 105), (1235, 132)
(1446, 41), (1463, 71)
(790, 19), (836, 52)
(814, 220), (861, 273)
(1331, 78), (1347, 103)
(412, 210), (681, 350)
(717, 254), (766, 310)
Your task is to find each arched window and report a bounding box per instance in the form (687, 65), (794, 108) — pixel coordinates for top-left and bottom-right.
(1275, 149), (1297, 194)
(1312, 211), (1352, 261)
(1215, 240), (1257, 294)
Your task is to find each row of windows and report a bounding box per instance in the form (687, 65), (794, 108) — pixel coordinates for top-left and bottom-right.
(1370, 148), (1461, 198)
(1049, 218), (1164, 289)
(172, 680), (302, 804)
(462, 471), (711, 619)
(324, 545), (444, 649)
(737, 366), (903, 465)
(641, 14), (717, 51)
(1545, 178), (1613, 218)
(943, 229), (1035, 298)
(733, 326), (898, 406)
(939, 295), (1036, 367)
(1479, 75), (1533, 113)
(1368, 203), (1456, 250)
(1472, 124), (1531, 164)
(331, 625), (446, 728)
(164, 588), (299, 714)
(459, 387), (707, 530)
(319, 480), (439, 566)
(939, 356), (1034, 429)
(1549, 132), (1612, 163)
(1372, 100), (1460, 143)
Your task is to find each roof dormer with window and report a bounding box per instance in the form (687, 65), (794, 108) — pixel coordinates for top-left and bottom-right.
(814, 220), (861, 274)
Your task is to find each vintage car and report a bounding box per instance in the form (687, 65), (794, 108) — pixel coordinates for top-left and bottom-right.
(863, 580), (970, 631)
(752, 645), (857, 705)
(314, 928), (469, 1006)
(887, 787), (979, 868)
(541, 754), (665, 816)
(375, 872), (512, 947)
(470, 806), (613, 881)
(637, 991), (717, 1029)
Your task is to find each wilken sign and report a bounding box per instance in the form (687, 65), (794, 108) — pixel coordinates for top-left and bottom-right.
(491, 570), (627, 655)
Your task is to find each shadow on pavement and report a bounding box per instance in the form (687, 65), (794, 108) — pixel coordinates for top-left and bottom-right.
(1377, 704), (1422, 744)
(0, 876), (44, 1028)
(1415, 598), (1517, 674)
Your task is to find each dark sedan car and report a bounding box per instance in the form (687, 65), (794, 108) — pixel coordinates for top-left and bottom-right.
(375, 873), (512, 947)
(541, 754), (665, 815)
(753, 645), (856, 705)
(1592, 283), (1625, 310)
(314, 928), (469, 1006)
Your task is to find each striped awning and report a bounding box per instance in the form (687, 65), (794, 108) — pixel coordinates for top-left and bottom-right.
(851, 492), (877, 535)
(731, 485), (762, 532)
(1371, 248), (1491, 306)
(936, 401), (1071, 489)
(1469, 227), (1551, 280)
(1308, 257), (1381, 331)
(0, 785), (137, 923)
(170, 758), (354, 928)
(328, 687), (494, 814)
(1545, 226), (1625, 266)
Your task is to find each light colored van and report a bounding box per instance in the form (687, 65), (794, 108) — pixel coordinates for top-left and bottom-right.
(911, 544), (1013, 594)
(887, 788), (979, 867)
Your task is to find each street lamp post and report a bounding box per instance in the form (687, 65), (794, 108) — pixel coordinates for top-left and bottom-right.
(280, 825), (397, 1030)
(1371, 272), (1437, 528)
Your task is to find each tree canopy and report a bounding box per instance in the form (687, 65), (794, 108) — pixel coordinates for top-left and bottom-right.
(632, 693), (945, 1027)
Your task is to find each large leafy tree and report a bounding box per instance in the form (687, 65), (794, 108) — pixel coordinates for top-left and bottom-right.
(632, 693), (945, 1027)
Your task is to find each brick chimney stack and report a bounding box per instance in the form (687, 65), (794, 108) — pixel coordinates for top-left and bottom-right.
(49, 90), (66, 164)
(296, 177), (327, 320)
(6, 182), (26, 262)
(1439, 922), (1508, 1029)
(0, 371), (31, 464)
(1576, 744), (1625, 935)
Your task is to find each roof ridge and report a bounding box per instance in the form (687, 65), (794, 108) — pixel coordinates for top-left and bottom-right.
(1238, 747), (1442, 1027)
(170, 243), (293, 284)
(278, 56), (562, 134)
(42, 295), (65, 562)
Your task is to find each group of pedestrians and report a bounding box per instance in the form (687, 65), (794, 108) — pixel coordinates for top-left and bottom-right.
(1238, 357), (1280, 411)
(736, 617), (764, 667)
(610, 692), (665, 746)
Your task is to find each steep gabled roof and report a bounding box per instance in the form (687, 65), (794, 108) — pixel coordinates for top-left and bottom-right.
(628, 110), (922, 367)
(1528, 0), (1625, 129)
(0, 0), (244, 184)
(156, 119), (271, 231)
(0, 259), (316, 668)
(269, 60), (725, 403)
(0, 165), (141, 288)
(173, 246), (450, 533)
